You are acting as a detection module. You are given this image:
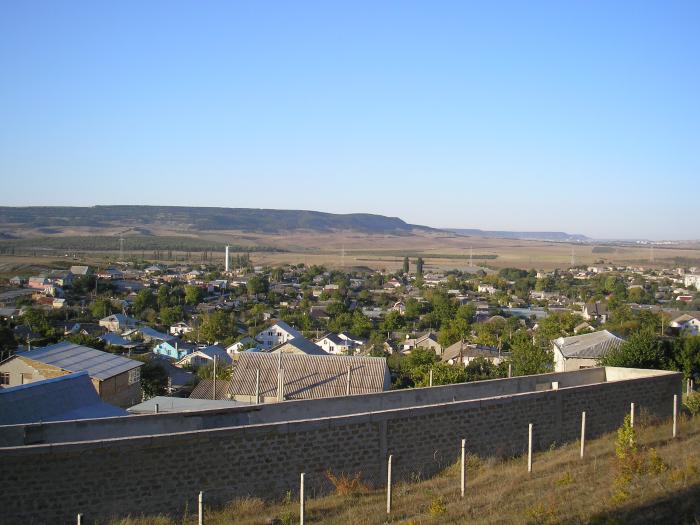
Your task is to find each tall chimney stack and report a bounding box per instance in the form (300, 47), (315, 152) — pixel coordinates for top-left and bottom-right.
(225, 246), (230, 272)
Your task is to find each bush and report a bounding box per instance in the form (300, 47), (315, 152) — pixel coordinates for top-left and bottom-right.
(325, 471), (369, 496)
(685, 392), (700, 416)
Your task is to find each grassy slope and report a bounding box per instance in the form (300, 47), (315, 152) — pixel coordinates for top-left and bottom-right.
(111, 414), (700, 525)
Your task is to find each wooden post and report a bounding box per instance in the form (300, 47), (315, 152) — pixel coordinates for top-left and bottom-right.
(300, 472), (305, 525)
(429, 369), (433, 387)
(580, 411), (586, 459)
(527, 423), (533, 473)
(630, 402), (635, 428)
(508, 363), (512, 378)
(346, 366), (352, 396)
(198, 491), (203, 525)
(688, 378), (692, 396)
(673, 395), (678, 438)
(386, 454), (393, 514)
(460, 438), (466, 498)
(255, 369), (260, 404)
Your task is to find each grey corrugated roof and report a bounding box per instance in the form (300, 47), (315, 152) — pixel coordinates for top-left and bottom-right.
(553, 330), (624, 359)
(18, 341), (142, 381)
(228, 353), (390, 400)
(189, 378), (232, 400)
(271, 337), (328, 356)
(0, 371), (127, 425)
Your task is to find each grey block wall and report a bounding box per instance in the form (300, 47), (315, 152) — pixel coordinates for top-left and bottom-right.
(0, 369), (681, 524)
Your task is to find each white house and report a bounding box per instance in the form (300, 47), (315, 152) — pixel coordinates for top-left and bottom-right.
(552, 330), (624, 372)
(169, 322), (193, 337)
(670, 314), (700, 336)
(176, 345), (232, 368)
(255, 320), (303, 349)
(477, 284), (497, 295)
(684, 274), (700, 289)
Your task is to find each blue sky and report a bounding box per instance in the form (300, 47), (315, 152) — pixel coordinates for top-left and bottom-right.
(1, 1), (698, 239)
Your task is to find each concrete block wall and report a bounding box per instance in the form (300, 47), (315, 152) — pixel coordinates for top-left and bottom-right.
(0, 369), (681, 524)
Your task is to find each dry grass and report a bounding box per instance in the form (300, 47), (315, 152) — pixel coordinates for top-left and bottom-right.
(109, 415), (700, 525)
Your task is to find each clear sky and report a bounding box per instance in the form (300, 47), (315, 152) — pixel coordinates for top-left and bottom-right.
(1, 1), (698, 240)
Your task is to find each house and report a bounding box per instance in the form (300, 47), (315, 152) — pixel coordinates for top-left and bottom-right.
(270, 337), (328, 356)
(684, 273), (700, 289)
(441, 341), (506, 366)
(581, 301), (609, 323)
(169, 321), (193, 337)
(99, 333), (140, 350)
(670, 314), (700, 336)
(0, 341), (143, 407)
(392, 301), (406, 315)
(255, 320), (303, 349)
(69, 265), (92, 276)
(226, 336), (257, 356)
(552, 330), (624, 372)
(99, 313), (138, 332)
(477, 284), (497, 295)
(0, 371), (127, 425)
(316, 333), (350, 355)
(402, 332), (442, 355)
(9, 276), (25, 286)
(573, 322), (594, 334)
(227, 353), (391, 403)
(131, 326), (172, 343)
(97, 268), (124, 280)
(152, 339), (196, 361)
(176, 345), (232, 368)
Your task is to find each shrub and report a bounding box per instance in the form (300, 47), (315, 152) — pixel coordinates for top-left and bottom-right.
(429, 496), (446, 517)
(325, 471), (369, 496)
(685, 392), (700, 416)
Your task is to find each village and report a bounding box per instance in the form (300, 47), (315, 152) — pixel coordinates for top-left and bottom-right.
(0, 248), (698, 421)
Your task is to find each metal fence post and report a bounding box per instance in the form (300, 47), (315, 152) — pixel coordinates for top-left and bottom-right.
(580, 411), (586, 459)
(673, 395), (678, 438)
(460, 438), (466, 498)
(198, 491), (203, 525)
(527, 423), (533, 473)
(300, 472), (305, 525)
(386, 454), (393, 514)
(630, 402), (635, 428)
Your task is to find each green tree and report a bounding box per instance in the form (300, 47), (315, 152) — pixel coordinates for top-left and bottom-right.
(139, 360), (168, 398)
(198, 311), (235, 343)
(402, 256), (409, 274)
(184, 285), (204, 305)
(599, 329), (667, 369)
(132, 289), (157, 318)
(350, 310), (373, 338)
(464, 357), (499, 382)
(509, 331), (553, 376)
(160, 305), (184, 327)
(90, 297), (115, 319)
(416, 257), (424, 276)
(247, 275), (269, 296)
(381, 310), (405, 332)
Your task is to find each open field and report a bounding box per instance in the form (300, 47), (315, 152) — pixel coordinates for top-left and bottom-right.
(1, 228), (699, 274)
(109, 412), (700, 525)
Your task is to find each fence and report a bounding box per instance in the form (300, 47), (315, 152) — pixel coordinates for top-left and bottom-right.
(0, 367), (682, 524)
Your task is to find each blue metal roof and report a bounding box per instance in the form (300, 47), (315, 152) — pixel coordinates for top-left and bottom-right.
(0, 372), (127, 425)
(18, 341), (142, 381)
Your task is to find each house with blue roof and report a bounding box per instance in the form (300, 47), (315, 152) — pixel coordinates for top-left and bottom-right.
(0, 341), (143, 407)
(152, 339), (196, 360)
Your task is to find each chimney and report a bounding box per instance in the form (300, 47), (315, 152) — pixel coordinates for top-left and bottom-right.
(225, 246), (230, 272)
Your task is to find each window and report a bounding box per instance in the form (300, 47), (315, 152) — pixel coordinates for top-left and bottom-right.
(0, 372), (9, 386)
(128, 368), (140, 385)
